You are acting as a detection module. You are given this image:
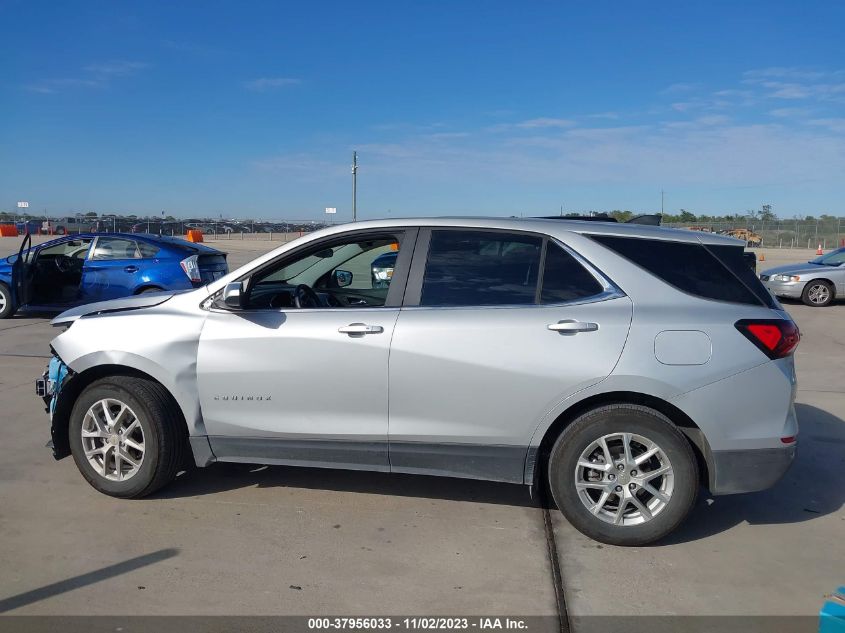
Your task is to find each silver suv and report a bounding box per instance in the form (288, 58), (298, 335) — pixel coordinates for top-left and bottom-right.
(38, 218), (800, 545)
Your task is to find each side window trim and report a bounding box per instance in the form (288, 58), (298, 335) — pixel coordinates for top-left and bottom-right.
(402, 228), (431, 307)
(533, 238), (549, 305)
(87, 236), (100, 261)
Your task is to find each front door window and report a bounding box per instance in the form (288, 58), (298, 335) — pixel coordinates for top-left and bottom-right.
(242, 234), (404, 310)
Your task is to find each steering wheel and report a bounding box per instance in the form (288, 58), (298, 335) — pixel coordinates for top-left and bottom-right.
(293, 284), (322, 309)
(54, 255), (74, 273)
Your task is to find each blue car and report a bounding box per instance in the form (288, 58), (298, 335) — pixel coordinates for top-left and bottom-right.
(0, 232), (228, 318)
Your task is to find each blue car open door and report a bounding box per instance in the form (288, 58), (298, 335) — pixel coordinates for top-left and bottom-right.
(11, 233), (34, 309)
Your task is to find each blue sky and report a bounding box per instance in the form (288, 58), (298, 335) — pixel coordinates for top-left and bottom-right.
(2, 0), (844, 220)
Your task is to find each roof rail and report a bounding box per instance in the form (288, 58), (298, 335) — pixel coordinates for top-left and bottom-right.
(535, 213), (663, 225)
(536, 214), (617, 222)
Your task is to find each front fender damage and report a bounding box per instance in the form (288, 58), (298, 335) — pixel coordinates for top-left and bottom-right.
(39, 353), (75, 460)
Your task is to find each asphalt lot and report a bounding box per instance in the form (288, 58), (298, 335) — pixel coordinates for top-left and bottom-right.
(0, 238), (842, 628)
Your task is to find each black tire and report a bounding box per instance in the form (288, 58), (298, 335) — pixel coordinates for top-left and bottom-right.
(68, 376), (186, 498)
(0, 283), (16, 319)
(548, 404), (698, 546)
(801, 280), (834, 307)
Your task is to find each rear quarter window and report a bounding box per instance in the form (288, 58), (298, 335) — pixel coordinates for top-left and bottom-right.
(589, 234), (774, 307)
(136, 241), (160, 258)
(540, 241), (605, 303)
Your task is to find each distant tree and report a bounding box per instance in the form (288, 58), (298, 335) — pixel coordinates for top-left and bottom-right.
(760, 204), (776, 222)
(609, 210), (633, 222)
(84, 211), (98, 217)
(678, 209), (697, 223)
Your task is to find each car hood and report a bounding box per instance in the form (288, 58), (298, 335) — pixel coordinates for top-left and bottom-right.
(51, 290), (185, 326)
(761, 263), (841, 277)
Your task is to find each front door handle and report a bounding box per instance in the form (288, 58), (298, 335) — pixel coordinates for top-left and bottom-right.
(548, 320), (599, 333)
(338, 323), (384, 335)
(124, 265), (139, 273)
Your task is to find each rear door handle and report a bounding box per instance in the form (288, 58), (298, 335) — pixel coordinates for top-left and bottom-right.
(124, 265), (139, 273)
(338, 323), (384, 335)
(548, 320), (599, 333)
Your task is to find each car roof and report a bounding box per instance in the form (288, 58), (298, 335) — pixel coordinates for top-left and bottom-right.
(40, 232), (223, 253)
(310, 216), (745, 246)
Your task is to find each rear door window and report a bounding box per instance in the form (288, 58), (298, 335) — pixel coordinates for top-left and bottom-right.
(420, 230), (541, 306)
(589, 234), (773, 307)
(91, 238), (143, 260)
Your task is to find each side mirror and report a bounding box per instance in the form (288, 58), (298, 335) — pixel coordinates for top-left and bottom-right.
(332, 270), (353, 288)
(222, 281), (243, 309)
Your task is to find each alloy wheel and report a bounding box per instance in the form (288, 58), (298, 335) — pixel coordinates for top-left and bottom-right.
(574, 432), (674, 526)
(81, 398), (145, 481)
(807, 283), (830, 305)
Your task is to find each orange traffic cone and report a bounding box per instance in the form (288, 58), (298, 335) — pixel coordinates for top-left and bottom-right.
(817, 243), (823, 255)
(759, 253), (765, 262)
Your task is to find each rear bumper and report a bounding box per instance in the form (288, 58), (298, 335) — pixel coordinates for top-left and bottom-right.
(709, 445), (796, 495)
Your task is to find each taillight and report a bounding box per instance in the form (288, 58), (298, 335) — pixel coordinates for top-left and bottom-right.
(735, 319), (800, 359)
(180, 254), (202, 283)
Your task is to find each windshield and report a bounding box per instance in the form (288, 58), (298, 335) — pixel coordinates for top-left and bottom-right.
(809, 247), (845, 266)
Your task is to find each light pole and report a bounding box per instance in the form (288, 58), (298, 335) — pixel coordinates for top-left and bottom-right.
(351, 151), (358, 222)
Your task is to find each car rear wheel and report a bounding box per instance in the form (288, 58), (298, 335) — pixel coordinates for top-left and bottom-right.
(0, 283), (15, 319)
(802, 280), (833, 307)
(68, 376), (186, 498)
(548, 404), (698, 546)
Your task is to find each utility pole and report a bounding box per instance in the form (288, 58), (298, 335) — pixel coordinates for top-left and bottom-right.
(661, 189), (665, 215)
(351, 151), (358, 222)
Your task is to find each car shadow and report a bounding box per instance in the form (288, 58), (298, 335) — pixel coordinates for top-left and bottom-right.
(778, 297), (844, 307)
(154, 461), (536, 508)
(7, 311), (57, 319)
(152, 402), (843, 537)
(657, 402), (845, 545)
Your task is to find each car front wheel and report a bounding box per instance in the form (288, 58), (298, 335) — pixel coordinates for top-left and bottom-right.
(802, 280), (834, 307)
(548, 404), (698, 546)
(68, 376), (186, 498)
(0, 283), (15, 319)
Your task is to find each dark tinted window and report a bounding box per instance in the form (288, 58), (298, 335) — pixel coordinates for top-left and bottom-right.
(541, 242), (604, 303)
(421, 230), (541, 306)
(706, 245), (775, 308)
(590, 235), (770, 306)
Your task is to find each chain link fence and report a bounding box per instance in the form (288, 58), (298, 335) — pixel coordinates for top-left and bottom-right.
(661, 219), (845, 249)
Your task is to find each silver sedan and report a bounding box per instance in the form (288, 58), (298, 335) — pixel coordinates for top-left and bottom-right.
(760, 247), (845, 306)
